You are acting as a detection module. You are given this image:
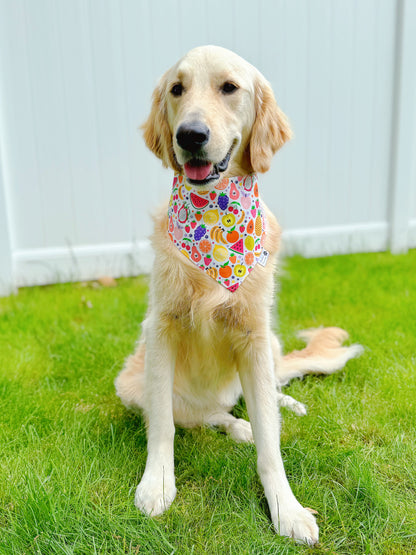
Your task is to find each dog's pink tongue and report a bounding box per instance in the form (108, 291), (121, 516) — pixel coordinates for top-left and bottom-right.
(184, 162), (213, 181)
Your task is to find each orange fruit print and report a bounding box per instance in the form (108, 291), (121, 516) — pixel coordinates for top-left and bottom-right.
(226, 229), (239, 243)
(219, 264), (232, 278)
(199, 239), (212, 253)
(245, 252), (254, 265)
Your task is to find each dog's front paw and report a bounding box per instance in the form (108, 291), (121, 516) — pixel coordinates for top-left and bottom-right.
(134, 470), (176, 516)
(274, 503), (319, 545)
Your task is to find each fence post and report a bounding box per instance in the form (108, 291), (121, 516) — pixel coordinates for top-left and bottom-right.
(389, 0), (416, 253)
(0, 151), (14, 296)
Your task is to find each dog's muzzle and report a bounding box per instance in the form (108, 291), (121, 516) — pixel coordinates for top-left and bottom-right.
(175, 123), (235, 185)
(176, 122), (210, 154)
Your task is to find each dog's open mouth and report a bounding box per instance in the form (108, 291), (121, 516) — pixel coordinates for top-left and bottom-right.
(183, 146), (233, 185)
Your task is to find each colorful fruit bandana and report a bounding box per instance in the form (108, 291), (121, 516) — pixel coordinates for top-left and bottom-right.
(167, 174), (268, 292)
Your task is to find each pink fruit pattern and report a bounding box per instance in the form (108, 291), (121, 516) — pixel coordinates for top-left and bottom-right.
(167, 173), (267, 292)
(178, 204), (188, 223)
(173, 225), (183, 241)
(240, 192), (251, 209)
(229, 182), (239, 200)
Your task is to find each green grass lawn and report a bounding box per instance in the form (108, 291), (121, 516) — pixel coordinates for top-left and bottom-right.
(1, 251), (415, 554)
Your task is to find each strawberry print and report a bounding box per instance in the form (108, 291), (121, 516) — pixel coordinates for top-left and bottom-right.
(167, 173), (267, 292)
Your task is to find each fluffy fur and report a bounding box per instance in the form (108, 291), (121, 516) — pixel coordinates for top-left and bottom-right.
(115, 46), (362, 545)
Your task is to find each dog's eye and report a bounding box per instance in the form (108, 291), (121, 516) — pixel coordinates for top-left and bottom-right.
(170, 83), (183, 97)
(221, 82), (238, 94)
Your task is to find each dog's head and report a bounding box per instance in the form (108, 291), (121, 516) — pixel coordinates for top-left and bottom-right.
(142, 45), (292, 186)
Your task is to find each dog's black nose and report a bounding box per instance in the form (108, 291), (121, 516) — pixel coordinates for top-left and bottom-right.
(176, 122), (210, 153)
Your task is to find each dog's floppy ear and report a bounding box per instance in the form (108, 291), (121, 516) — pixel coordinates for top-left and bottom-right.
(141, 75), (180, 171)
(248, 77), (293, 173)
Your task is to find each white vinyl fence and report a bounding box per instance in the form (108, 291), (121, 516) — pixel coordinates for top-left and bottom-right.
(0, 0), (415, 296)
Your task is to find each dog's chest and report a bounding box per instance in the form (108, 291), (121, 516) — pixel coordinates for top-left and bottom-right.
(166, 309), (248, 394)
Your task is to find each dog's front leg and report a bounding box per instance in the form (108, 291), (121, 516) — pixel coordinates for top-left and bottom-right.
(238, 334), (319, 545)
(134, 318), (177, 516)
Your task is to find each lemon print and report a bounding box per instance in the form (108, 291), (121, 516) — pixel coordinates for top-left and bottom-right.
(222, 213), (235, 227)
(234, 265), (247, 277)
(244, 236), (255, 250)
(203, 209), (219, 225)
(213, 245), (229, 263)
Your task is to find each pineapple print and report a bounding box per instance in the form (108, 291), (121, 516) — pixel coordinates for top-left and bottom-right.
(255, 212), (262, 236)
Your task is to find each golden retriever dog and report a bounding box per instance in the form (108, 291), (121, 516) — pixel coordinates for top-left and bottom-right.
(115, 45), (362, 545)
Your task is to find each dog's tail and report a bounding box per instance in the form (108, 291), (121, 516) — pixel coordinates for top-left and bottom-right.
(276, 327), (363, 386)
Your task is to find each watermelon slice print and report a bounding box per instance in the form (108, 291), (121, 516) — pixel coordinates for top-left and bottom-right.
(229, 238), (244, 254)
(227, 283), (239, 292)
(190, 192), (209, 210)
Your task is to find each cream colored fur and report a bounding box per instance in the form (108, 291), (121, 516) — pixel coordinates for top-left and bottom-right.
(115, 45), (362, 545)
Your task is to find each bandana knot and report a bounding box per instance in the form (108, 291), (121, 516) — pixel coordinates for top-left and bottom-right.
(167, 174), (268, 292)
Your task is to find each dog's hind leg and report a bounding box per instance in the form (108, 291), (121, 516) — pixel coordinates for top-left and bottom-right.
(116, 344), (253, 443)
(271, 333), (307, 415)
(204, 411), (253, 443)
(276, 392), (307, 415)
(115, 341), (146, 413)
